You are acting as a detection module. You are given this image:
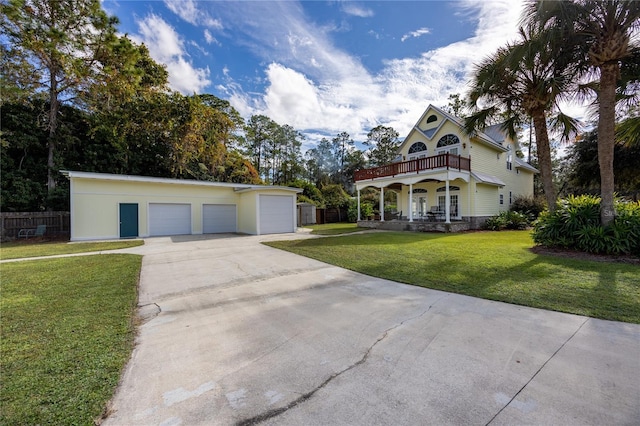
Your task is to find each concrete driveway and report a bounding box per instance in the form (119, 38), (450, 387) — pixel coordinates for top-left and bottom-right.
(104, 233), (640, 426)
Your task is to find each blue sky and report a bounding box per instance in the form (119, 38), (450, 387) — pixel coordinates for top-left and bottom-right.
(103, 0), (558, 149)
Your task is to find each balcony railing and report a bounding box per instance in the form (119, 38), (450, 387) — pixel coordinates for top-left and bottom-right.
(354, 153), (471, 181)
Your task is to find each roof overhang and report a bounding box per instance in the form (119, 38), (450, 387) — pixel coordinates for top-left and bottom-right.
(514, 158), (539, 173)
(471, 171), (506, 187)
(61, 171), (302, 193)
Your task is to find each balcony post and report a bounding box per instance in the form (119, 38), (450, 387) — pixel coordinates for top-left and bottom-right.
(408, 183), (413, 222)
(357, 188), (361, 221)
(445, 177), (451, 224)
(379, 186), (385, 222)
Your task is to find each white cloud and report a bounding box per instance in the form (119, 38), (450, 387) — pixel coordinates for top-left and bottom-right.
(132, 14), (210, 94)
(163, 0), (223, 28)
(214, 0), (527, 146)
(341, 3), (374, 18)
(204, 28), (220, 45)
(401, 27), (431, 42)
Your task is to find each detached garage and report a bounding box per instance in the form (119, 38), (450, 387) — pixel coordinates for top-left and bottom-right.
(62, 171), (301, 241)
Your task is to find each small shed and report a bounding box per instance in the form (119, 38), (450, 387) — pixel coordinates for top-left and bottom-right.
(297, 203), (316, 226)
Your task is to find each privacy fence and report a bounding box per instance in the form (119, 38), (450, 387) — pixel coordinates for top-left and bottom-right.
(1, 211), (70, 240)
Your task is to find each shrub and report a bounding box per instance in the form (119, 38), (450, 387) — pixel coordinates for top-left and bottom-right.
(532, 195), (640, 256)
(510, 195), (546, 221)
(347, 200), (375, 222)
(484, 211), (530, 231)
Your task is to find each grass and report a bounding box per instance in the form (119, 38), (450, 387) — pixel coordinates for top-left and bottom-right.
(304, 222), (363, 235)
(266, 230), (640, 323)
(0, 240), (143, 260)
(1, 254), (142, 425)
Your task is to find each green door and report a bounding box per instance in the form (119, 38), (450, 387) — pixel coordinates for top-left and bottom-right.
(119, 203), (139, 238)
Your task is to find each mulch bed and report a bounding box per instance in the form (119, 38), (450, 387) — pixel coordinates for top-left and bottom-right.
(530, 246), (640, 265)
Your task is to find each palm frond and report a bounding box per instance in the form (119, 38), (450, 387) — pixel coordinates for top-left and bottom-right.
(550, 111), (581, 142)
(616, 115), (640, 147)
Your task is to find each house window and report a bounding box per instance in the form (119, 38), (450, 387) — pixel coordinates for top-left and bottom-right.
(500, 194), (504, 205)
(506, 146), (513, 170)
(509, 191), (512, 205)
(436, 134), (460, 155)
(408, 142), (427, 160)
(426, 114), (437, 124)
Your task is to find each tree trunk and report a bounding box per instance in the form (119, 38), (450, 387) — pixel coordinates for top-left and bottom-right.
(47, 67), (59, 195)
(532, 111), (556, 212)
(597, 62), (618, 226)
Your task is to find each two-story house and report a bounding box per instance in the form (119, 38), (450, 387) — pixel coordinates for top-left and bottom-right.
(354, 104), (538, 230)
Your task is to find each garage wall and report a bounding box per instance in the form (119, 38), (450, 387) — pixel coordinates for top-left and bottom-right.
(237, 192), (257, 235)
(70, 178), (240, 240)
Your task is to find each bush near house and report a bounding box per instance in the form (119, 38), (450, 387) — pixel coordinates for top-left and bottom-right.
(533, 195), (640, 256)
(510, 195), (546, 221)
(484, 211), (530, 231)
(347, 199), (374, 222)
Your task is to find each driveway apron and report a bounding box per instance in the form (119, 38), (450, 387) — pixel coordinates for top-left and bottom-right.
(104, 234), (640, 426)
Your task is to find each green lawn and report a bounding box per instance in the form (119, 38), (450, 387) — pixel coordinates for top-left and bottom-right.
(0, 240), (143, 260)
(266, 231), (640, 323)
(305, 222), (363, 235)
(1, 254), (142, 425)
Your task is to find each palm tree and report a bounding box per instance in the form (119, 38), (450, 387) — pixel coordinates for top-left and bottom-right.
(524, 0), (640, 225)
(465, 25), (578, 212)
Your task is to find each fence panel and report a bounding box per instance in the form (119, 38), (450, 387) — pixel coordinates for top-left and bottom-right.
(1, 211), (70, 240)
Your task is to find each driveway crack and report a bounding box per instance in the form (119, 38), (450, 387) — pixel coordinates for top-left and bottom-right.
(485, 317), (590, 425)
(235, 296), (446, 426)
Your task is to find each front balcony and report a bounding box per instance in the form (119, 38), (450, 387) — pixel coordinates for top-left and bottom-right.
(354, 153), (470, 182)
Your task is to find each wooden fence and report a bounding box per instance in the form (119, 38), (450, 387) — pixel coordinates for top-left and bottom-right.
(1, 211), (70, 240)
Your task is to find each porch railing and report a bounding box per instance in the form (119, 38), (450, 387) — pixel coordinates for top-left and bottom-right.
(354, 153), (471, 181)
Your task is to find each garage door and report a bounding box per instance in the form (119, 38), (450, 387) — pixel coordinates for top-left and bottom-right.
(259, 195), (294, 234)
(149, 203), (191, 236)
(203, 204), (236, 233)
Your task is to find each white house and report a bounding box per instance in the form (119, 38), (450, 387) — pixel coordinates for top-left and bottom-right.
(354, 104), (538, 230)
(62, 171), (302, 241)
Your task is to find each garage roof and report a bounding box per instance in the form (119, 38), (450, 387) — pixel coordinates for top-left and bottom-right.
(61, 171), (302, 193)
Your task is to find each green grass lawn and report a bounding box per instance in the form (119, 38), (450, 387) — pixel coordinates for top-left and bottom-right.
(1, 254), (142, 425)
(304, 222), (363, 235)
(0, 240), (143, 260)
(266, 230), (640, 323)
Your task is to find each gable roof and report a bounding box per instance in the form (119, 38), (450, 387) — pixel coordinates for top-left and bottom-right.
(398, 104), (508, 153)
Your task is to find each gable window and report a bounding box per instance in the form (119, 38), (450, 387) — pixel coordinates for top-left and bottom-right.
(408, 142), (427, 160)
(426, 114), (437, 124)
(436, 134), (460, 155)
(506, 146), (513, 170)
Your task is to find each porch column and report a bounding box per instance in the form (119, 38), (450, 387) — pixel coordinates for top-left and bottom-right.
(357, 188), (361, 221)
(408, 183), (413, 222)
(445, 178), (451, 224)
(379, 186), (385, 222)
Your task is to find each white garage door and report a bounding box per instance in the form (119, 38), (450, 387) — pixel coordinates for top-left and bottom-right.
(149, 203), (191, 236)
(259, 195), (294, 234)
(203, 204), (237, 234)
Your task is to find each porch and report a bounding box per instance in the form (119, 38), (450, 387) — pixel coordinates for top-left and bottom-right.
(357, 218), (471, 233)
